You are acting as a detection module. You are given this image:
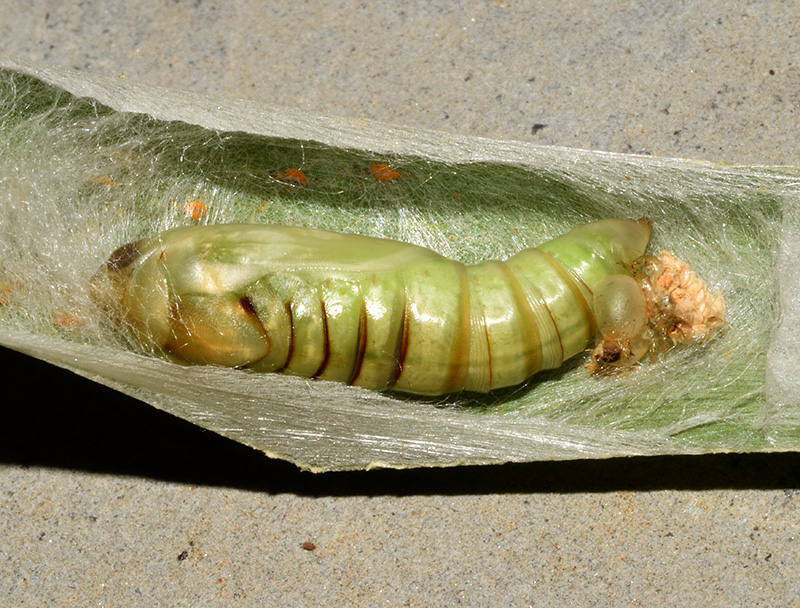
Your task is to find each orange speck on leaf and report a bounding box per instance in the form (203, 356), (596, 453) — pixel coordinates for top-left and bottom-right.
(52, 311), (80, 330)
(90, 175), (115, 187)
(183, 199), (207, 221)
(279, 168), (308, 186)
(0, 283), (11, 306)
(371, 163), (400, 182)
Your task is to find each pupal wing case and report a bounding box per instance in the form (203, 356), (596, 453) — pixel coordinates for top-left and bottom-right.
(94, 219), (652, 396)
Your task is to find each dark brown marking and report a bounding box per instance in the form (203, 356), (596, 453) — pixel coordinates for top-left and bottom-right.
(312, 301), (330, 378)
(240, 296), (293, 372)
(240, 294), (269, 340)
(597, 340), (622, 364)
(237, 295), (279, 370)
(386, 294), (409, 389)
(347, 299), (368, 385)
(239, 295), (258, 317)
(281, 301), (295, 371)
(105, 241), (142, 271)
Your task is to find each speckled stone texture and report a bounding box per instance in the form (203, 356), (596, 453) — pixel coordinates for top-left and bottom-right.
(2, 1), (800, 605)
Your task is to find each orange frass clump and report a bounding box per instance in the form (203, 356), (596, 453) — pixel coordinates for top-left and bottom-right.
(588, 250), (725, 375)
(278, 168), (308, 186)
(183, 199), (207, 221)
(371, 163), (400, 182)
(638, 251), (725, 346)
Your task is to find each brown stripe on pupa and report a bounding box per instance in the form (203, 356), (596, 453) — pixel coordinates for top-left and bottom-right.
(239, 295), (258, 317)
(347, 299), (369, 385)
(386, 293), (409, 389)
(105, 240), (143, 271)
(312, 301), (331, 379)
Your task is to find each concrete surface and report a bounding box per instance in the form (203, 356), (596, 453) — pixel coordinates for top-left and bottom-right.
(2, 1), (799, 605)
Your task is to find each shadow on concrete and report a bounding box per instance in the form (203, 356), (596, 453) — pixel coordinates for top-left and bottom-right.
(3, 346), (798, 496)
